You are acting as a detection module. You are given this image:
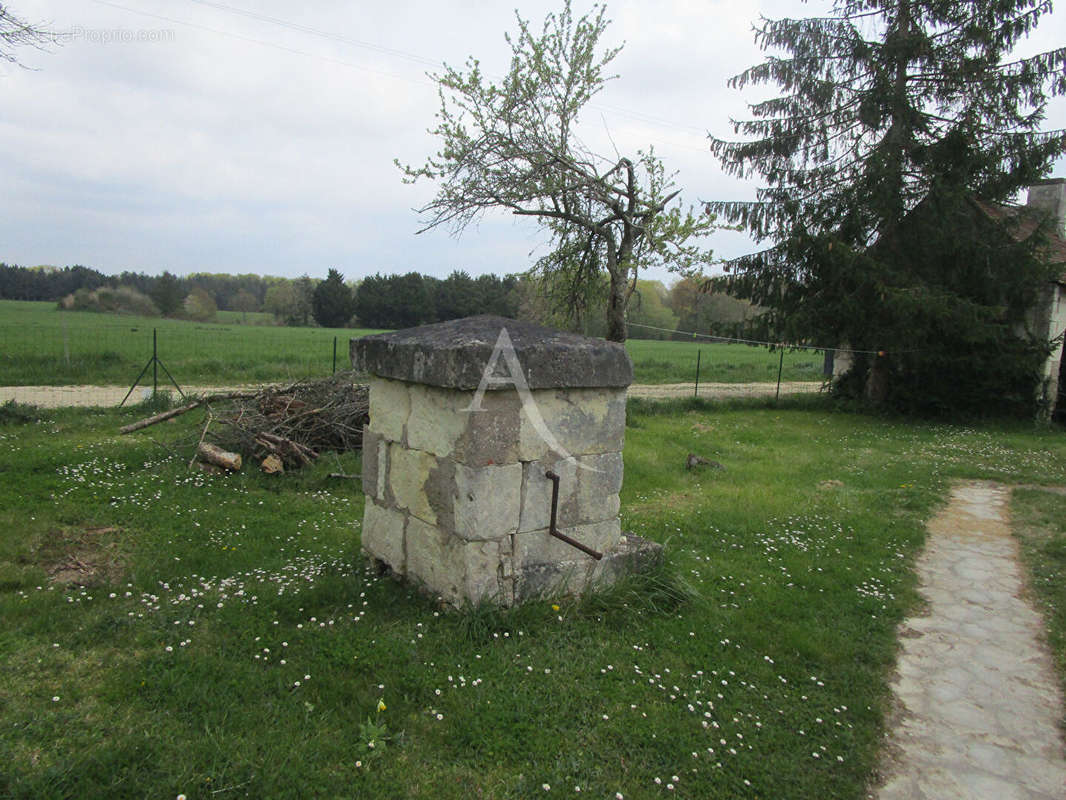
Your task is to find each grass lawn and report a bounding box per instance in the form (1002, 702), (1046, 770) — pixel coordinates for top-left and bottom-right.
(0, 300), (825, 388)
(2, 396), (1065, 798)
(1011, 488), (1066, 707)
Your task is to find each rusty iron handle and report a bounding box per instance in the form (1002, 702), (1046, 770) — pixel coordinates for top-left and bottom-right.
(545, 470), (603, 560)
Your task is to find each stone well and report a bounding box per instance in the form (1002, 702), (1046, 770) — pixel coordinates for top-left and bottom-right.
(351, 315), (660, 606)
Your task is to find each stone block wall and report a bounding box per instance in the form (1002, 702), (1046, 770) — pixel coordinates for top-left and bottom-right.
(361, 376), (626, 605)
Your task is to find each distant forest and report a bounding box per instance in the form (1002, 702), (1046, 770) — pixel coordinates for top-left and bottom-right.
(0, 263), (279, 310)
(0, 263), (519, 328)
(0, 262), (758, 339)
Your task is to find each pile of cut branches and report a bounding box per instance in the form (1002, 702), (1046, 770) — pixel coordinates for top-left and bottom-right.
(121, 374), (369, 473)
(213, 376), (369, 470)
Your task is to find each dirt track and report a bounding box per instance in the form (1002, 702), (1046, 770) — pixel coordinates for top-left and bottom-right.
(626, 381), (823, 400)
(1, 381), (823, 409)
(0, 385), (257, 408)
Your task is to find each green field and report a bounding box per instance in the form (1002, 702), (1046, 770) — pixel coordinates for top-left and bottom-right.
(0, 300), (380, 387)
(625, 337), (825, 385)
(0, 300), (825, 388)
(2, 397), (1064, 798)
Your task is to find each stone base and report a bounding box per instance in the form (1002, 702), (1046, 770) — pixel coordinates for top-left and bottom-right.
(362, 532), (662, 608)
(513, 532), (662, 603)
(598, 532), (665, 580)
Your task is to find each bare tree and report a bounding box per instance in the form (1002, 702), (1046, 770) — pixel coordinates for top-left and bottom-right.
(398, 1), (715, 342)
(1, 3), (54, 66)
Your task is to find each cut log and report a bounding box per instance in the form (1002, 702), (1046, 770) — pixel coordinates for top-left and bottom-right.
(197, 442), (242, 472)
(261, 454), (284, 474)
(120, 401), (202, 434)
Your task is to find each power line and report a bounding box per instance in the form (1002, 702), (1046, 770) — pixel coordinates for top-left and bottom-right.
(592, 101), (709, 136)
(88, 0), (715, 159)
(174, 0), (716, 142)
(87, 0), (431, 87)
(183, 0), (442, 69)
(625, 321), (919, 355)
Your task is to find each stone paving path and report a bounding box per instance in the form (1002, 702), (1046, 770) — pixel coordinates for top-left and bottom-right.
(875, 482), (1066, 800)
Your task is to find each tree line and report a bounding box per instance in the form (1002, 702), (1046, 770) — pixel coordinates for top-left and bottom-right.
(0, 263), (274, 312)
(0, 263), (517, 327)
(0, 261), (755, 338)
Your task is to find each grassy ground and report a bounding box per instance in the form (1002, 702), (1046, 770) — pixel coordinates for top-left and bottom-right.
(0, 300), (381, 386)
(1011, 488), (1066, 703)
(2, 396), (1064, 798)
(626, 338), (825, 385)
(0, 300), (824, 388)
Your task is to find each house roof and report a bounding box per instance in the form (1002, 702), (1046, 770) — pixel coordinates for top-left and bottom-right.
(974, 199), (1066, 278)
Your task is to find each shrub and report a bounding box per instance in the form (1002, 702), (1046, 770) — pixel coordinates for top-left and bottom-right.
(57, 286), (160, 316)
(183, 287), (218, 321)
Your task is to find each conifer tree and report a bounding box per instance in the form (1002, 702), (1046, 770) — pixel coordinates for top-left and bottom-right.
(150, 271), (186, 317)
(312, 269), (354, 329)
(710, 0), (1066, 414)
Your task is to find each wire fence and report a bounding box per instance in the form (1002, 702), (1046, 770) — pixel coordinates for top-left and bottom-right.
(0, 316), (831, 408)
(623, 329), (830, 402)
(0, 320), (353, 408)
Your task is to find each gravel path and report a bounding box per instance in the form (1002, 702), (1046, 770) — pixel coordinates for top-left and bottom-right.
(874, 482), (1066, 799)
(1, 381), (824, 408)
(0, 384), (257, 408)
(626, 380), (823, 400)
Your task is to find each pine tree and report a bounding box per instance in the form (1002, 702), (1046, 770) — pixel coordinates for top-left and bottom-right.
(150, 272), (186, 317)
(311, 269), (354, 329)
(435, 270), (480, 322)
(710, 0), (1066, 414)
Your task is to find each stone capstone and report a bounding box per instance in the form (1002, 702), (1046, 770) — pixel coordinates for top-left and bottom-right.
(351, 315), (633, 391)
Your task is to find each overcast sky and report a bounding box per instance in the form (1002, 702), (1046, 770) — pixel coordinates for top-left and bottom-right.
(2, 0), (1064, 284)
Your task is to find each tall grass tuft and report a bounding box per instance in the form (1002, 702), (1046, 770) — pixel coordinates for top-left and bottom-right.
(579, 554), (702, 619)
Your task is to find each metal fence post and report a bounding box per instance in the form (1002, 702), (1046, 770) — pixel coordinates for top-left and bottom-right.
(332, 336), (337, 375)
(775, 346), (784, 404)
(694, 349), (701, 397)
